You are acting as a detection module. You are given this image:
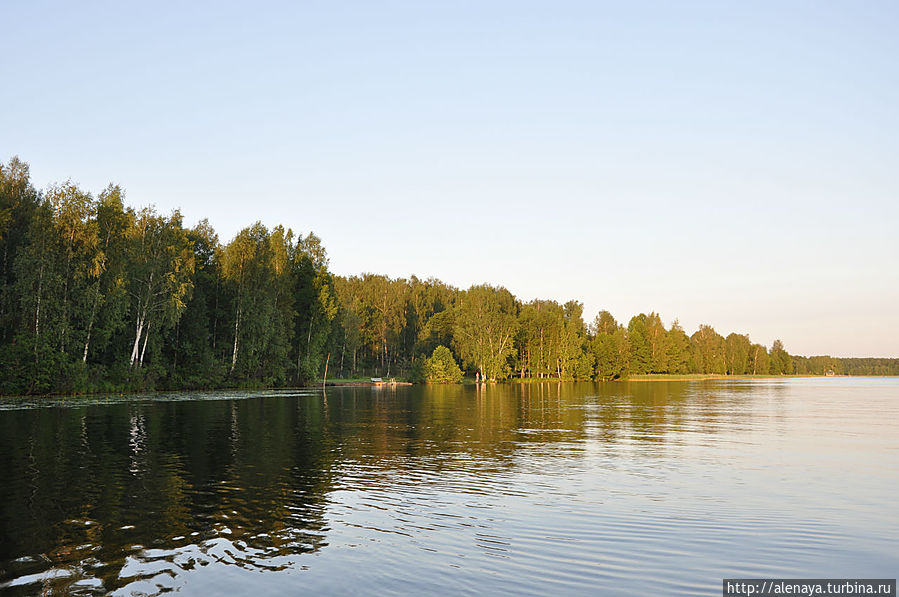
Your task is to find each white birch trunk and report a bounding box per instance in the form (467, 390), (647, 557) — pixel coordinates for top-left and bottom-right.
(34, 261), (44, 358)
(230, 307), (240, 374)
(139, 324), (150, 367)
(130, 314), (144, 367)
(82, 288), (100, 363)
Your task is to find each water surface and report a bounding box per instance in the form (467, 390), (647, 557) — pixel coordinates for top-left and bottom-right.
(0, 378), (896, 595)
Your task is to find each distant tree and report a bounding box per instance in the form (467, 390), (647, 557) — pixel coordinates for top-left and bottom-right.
(453, 284), (518, 381)
(627, 314), (652, 374)
(125, 208), (194, 369)
(0, 157), (40, 343)
(748, 343), (770, 375)
(690, 325), (726, 374)
(421, 345), (463, 383)
(627, 313), (668, 373)
(645, 312), (670, 373)
(221, 222), (303, 383)
(561, 300), (593, 379)
(666, 320), (691, 374)
(725, 333), (751, 375)
(592, 310), (618, 336)
(518, 299), (563, 378)
(800, 355), (841, 375)
(840, 358), (899, 376)
(80, 185), (130, 364)
(591, 312), (629, 380)
(164, 219), (222, 386)
(45, 182), (102, 359)
(418, 309), (455, 357)
(770, 339), (792, 375)
(352, 273), (405, 375)
(8, 155), (892, 394)
(10, 201), (64, 392)
(403, 275), (452, 363)
(292, 232), (337, 382)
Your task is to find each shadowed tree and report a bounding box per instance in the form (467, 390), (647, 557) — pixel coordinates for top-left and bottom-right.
(164, 219), (222, 386)
(221, 222), (295, 382)
(292, 233), (337, 382)
(0, 157), (40, 343)
(10, 201), (64, 392)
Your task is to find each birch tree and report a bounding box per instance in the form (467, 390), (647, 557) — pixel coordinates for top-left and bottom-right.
(293, 233), (336, 381)
(79, 186), (126, 362)
(45, 182), (102, 357)
(126, 208), (194, 368)
(690, 325), (726, 374)
(220, 223), (267, 375)
(725, 333), (751, 375)
(453, 284), (518, 381)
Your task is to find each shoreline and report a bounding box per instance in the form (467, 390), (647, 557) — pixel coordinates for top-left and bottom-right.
(621, 374), (831, 382)
(0, 373), (879, 399)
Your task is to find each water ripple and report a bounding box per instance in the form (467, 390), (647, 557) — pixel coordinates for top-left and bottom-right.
(0, 379), (897, 595)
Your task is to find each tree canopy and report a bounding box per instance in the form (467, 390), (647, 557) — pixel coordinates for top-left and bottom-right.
(1, 156), (895, 394)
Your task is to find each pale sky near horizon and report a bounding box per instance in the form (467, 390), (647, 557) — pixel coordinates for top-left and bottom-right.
(2, 1), (897, 357)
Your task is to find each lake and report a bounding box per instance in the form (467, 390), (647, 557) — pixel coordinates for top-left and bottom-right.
(0, 378), (896, 595)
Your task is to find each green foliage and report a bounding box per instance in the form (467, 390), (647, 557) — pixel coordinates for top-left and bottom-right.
(725, 333), (751, 375)
(666, 321), (690, 374)
(419, 309), (454, 356)
(793, 355), (843, 375)
(0, 157), (40, 344)
(591, 312), (629, 380)
(453, 285), (518, 381)
(292, 233), (337, 383)
(627, 313), (670, 374)
(690, 325), (727, 374)
(4, 155), (894, 395)
(125, 207), (195, 369)
(421, 345), (463, 384)
(163, 220), (224, 388)
(518, 300), (564, 378)
(769, 339), (793, 375)
(748, 343), (770, 375)
(836, 358), (899, 376)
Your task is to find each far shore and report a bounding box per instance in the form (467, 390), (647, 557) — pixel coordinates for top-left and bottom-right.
(622, 373), (832, 381)
(0, 373), (874, 399)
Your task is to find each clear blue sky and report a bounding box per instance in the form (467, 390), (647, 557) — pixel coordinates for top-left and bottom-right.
(2, 1), (897, 357)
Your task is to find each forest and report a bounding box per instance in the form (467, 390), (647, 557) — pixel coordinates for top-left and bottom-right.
(1, 157), (897, 395)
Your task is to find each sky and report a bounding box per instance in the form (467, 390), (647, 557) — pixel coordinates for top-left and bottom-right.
(2, 0), (897, 357)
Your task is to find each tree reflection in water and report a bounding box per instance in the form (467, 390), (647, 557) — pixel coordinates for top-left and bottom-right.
(0, 381), (781, 595)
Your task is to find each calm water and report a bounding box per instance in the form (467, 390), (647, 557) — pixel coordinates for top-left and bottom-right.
(0, 378), (896, 596)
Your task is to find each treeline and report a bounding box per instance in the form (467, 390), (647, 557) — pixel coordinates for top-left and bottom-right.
(1, 158), (896, 394)
(0, 158), (335, 394)
(831, 358), (899, 376)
